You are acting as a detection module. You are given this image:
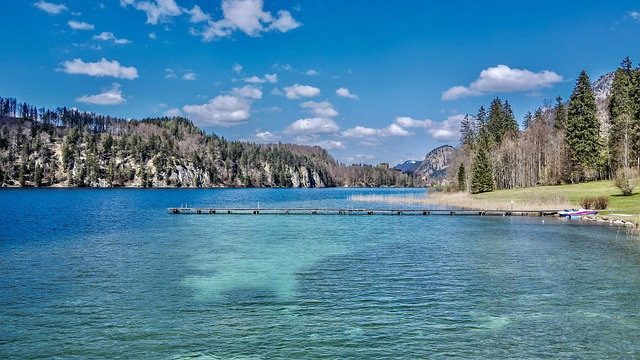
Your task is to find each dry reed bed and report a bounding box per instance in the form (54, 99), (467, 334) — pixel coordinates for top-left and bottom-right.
(348, 191), (572, 211)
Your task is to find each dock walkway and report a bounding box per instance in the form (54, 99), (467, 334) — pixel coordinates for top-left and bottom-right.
(168, 208), (559, 217)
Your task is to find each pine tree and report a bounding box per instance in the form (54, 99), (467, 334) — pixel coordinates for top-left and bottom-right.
(487, 97), (506, 144)
(523, 111), (533, 130)
(457, 163), (466, 192)
(471, 146), (494, 194)
(459, 114), (475, 150)
(503, 100), (519, 136)
(608, 62), (634, 170)
(566, 70), (602, 181)
(553, 96), (567, 131)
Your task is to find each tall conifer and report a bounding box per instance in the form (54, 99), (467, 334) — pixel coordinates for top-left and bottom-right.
(566, 70), (602, 180)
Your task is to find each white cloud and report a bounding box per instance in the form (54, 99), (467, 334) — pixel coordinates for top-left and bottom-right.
(183, 72), (197, 80)
(76, 83), (126, 105)
(165, 68), (177, 79)
(442, 64), (563, 100)
(121, 0), (182, 25)
(336, 87), (359, 100)
(268, 10), (302, 32)
(284, 84), (320, 99)
(195, 0), (301, 41)
(61, 58), (139, 79)
(185, 4), (210, 23)
(284, 118), (340, 135)
(342, 124), (412, 139)
(393, 115), (463, 142)
(441, 86), (481, 101)
(394, 116), (432, 128)
(244, 75), (265, 83)
(149, 32), (157, 39)
(164, 108), (183, 117)
(68, 20), (94, 30)
(630, 11), (640, 20)
(243, 74), (277, 84)
(291, 136), (345, 150)
(301, 101), (338, 118)
(233, 63), (243, 73)
(233, 85), (263, 99)
(253, 130), (279, 142)
(305, 69), (319, 76)
(34, 0), (68, 15)
(93, 32), (131, 44)
(345, 154), (376, 163)
(183, 95), (251, 126)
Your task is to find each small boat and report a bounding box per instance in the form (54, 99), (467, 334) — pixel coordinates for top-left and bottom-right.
(558, 209), (598, 218)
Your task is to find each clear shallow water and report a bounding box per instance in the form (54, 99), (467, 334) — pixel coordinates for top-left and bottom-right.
(1, 188), (639, 359)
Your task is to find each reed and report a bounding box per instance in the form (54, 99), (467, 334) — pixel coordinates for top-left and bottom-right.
(348, 191), (571, 211)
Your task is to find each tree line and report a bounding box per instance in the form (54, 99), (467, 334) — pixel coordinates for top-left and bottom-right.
(0, 99), (414, 188)
(455, 57), (640, 195)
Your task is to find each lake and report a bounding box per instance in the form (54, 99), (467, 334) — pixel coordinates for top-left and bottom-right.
(1, 188), (639, 358)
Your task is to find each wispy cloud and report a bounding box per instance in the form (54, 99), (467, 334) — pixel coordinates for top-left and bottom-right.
(61, 58), (138, 79)
(394, 115), (464, 142)
(301, 101), (338, 118)
(336, 87), (359, 100)
(183, 95), (251, 126)
(193, 0), (301, 42)
(68, 20), (94, 30)
(442, 64), (563, 100)
(93, 32), (131, 44)
(283, 84), (320, 99)
(120, 0), (182, 25)
(232, 85), (263, 99)
(182, 72), (197, 80)
(76, 83), (126, 105)
(34, 0), (68, 15)
(284, 118), (340, 135)
(630, 11), (640, 20)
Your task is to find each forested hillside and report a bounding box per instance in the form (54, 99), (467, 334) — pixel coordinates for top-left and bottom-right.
(454, 58), (640, 194)
(0, 99), (414, 188)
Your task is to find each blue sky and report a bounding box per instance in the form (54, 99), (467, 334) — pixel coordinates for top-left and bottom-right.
(1, 1), (639, 165)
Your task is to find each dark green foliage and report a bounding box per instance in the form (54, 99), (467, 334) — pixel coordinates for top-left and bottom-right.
(566, 70), (602, 180)
(457, 163), (466, 192)
(553, 96), (567, 131)
(459, 115), (475, 150)
(471, 146), (494, 194)
(486, 98), (519, 145)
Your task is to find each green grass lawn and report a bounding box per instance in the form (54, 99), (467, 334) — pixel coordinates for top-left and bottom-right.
(471, 180), (640, 216)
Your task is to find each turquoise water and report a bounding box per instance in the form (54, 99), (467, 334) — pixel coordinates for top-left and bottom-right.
(1, 188), (639, 359)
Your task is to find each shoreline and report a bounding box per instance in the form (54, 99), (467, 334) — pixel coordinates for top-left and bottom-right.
(349, 190), (640, 230)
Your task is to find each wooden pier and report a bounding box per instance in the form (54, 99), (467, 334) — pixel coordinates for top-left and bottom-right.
(167, 207), (559, 217)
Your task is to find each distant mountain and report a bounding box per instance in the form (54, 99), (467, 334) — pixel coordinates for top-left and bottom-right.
(415, 145), (457, 180)
(394, 159), (421, 172)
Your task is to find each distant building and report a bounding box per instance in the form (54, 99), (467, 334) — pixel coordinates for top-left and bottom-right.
(377, 162), (389, 170)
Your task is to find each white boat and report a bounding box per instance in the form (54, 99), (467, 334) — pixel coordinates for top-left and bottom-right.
(558, 209), (598, 218)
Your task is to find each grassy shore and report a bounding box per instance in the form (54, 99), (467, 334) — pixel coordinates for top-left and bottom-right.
(351, 180), (640, 225)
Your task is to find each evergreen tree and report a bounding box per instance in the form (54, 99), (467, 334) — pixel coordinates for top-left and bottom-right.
(457, 163), (466, 192)
(566, 70), (602, 181)
(459, 114), (475, 150)
(523, 111), (533, 130)
(608, 63), (635, 170)
(471, 146), (494, 194)
(503, 100), (519, 136)
(487, 97), (506, 144)
(553, 96), (567, 131)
